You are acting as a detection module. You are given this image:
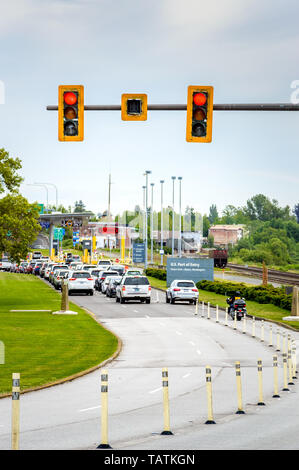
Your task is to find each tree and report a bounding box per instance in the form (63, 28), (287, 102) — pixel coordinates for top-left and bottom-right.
(0, 194), (40, 261)
(74, 200), (86, 213)
(294, 204), (299, 223)
(243, 194), (291, 222)
(208, 204), (219, 224)
(0, 148), (23, 194)
(0, 148), (40, 261)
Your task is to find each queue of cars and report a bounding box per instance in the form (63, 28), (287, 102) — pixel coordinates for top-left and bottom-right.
(5, 252), (199, 305)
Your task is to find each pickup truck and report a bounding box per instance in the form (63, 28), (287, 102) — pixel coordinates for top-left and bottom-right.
(0, 258), (12, 271)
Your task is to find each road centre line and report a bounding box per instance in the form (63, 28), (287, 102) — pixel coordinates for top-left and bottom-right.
(79, 405), (101, 412)
(189, 341), (195, 346)
(183, 373), (191, 378)
(149, 387), (162, 394)
(176, 331), (183, 336)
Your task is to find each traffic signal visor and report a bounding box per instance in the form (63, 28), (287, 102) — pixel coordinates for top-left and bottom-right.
(58, 85), (84, 141)
(121, 94), (147, 121)
(186, 86), (213, 142)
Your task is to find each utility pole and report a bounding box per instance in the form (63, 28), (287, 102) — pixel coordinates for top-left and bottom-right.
(171, 176), (176, 256)
(160, 180), (164, 265)
(150, 183), (154, 264)
(178, 176), (182, 257)
(107, 173), (112, 222)
(145, 171), (151, 269)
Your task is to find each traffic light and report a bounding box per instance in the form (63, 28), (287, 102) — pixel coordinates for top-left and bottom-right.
(58, 85), (84, 141)
(121, 94), (147, 121)
(186, 86), (213, 142)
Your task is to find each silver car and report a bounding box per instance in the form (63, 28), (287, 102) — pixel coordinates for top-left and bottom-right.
(166, 280), (198, 305)
(116, 275), (151, 304)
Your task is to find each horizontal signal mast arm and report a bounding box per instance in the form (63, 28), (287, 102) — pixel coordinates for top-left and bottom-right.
(47, 103), (299, 111)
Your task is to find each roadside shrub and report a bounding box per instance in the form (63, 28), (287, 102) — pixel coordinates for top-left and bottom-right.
(196, 279), (292, 311)
(145, 268), (166, 281)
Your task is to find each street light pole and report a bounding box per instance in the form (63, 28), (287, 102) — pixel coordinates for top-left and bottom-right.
(26, 183), (49, 211)
(142, 185), (146, 241)
(150, 183), (154, 264)
(171, 176), (176, 256)
(178, 177), (182, 257)
(35, 182), (58, 210)
(160, 180), (164, 265)
(145, 171), (151, 269)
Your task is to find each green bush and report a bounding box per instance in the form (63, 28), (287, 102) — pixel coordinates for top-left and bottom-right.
(145, 268), (166, 281)
(196, 279), (292, 311)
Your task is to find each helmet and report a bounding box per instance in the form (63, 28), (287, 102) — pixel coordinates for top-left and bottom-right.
(235, 291), (241, 295)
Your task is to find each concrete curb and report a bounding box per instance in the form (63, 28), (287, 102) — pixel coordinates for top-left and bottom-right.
(0, 307), (122, 399)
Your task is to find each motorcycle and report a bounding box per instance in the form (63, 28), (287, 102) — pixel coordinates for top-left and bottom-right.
(226, 297), (247, 321)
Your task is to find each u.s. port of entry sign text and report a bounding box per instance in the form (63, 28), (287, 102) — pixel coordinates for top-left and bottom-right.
(166, 257), (214, 286)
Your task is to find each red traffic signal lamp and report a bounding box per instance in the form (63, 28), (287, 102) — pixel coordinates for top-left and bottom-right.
(121, 94), (147, 121)
(58, 85), (84, 141)
(186, 86), (213, 142)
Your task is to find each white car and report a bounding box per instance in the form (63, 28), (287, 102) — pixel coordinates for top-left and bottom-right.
(0, 258), (12, 271)
(68, 271), (95, 296)
(44, 263), (57, 280)
(166, 280), (198, 304)
(97, 260), (112, 269)
(101, 275), (121, 294)
(69, 262), (83, 270)
(88, 268), (102, 280)
(116, 275), (151, 304)
(125, 268), (143, 276)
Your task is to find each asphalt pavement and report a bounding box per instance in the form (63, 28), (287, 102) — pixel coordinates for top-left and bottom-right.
(0, 287), (298, 450)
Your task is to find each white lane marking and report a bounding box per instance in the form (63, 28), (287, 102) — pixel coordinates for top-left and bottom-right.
(176, 331), (182, 336)
(121, 305), (127, 309)
(133, 310), (139, 313)
(145, 315), (150, 318)
(196, 349), (201, 355)
(183, 373), (191, 379)
(79, 405), (101, 412)
(189, 341), (195, 346)
(149, 387), (162, 394)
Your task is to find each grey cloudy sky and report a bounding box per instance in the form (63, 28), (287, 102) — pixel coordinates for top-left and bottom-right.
(0, 0), (298, 217)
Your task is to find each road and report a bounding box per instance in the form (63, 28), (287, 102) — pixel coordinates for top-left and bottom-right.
(0, 287), (298, 450)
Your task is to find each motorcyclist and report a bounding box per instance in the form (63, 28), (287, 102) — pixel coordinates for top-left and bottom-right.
(227, 291), (242, 314)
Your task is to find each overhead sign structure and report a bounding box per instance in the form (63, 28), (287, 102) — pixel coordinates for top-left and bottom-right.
(132, 242), (146, 264)
(60, 218), (83, 228)
(58, 85), (84, 141)
(121, 94), (147, 121)
(186, 86), (214, 143)
(166, 257), (214, 286)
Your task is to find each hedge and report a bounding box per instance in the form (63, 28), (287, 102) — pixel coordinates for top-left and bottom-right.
(145, 268), (166, 281)
(196, 280), (292, 311)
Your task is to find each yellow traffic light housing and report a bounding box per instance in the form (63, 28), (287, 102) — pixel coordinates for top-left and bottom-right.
(58, 85), (84, 141)
(186, 86), (213, 142)
(121, 94), (147, 121)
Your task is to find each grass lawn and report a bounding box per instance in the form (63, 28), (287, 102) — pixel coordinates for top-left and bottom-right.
(32, 248), (82, 258)
(147, 275), (298, 330)
(0, 273), (118, 395)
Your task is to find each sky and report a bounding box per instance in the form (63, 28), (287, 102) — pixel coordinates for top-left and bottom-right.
(0, 0), (298, 219)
